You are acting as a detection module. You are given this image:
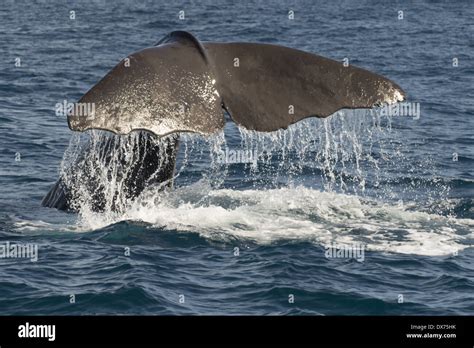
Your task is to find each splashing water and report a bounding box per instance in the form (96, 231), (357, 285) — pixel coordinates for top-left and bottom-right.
(53, 110), (472, 256)
(60, 131), (177, 213)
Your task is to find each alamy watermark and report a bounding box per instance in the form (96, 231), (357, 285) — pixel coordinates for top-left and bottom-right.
(55, 99), (95, 118)
(325, 242), (365, 262)
(0, 242), (38, 262)
(216, 147), (265, 167)
(380, 102), (420, 120)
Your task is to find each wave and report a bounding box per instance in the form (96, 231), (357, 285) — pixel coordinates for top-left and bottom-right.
(11, 110), (472, 257)
(62, 183), (472, 257)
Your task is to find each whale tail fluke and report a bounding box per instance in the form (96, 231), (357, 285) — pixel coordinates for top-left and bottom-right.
(68, 30), (405, 137)
(46, 31), (406, 212)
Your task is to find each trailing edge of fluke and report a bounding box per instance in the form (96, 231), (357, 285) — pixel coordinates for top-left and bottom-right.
(67, 30), (406, 137)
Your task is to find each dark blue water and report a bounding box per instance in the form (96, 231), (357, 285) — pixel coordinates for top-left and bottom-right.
(0, 0), (473, 315)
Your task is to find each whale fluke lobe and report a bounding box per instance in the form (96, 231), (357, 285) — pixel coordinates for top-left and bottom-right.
(68, 30), (405, 136)
(206, 43), (405, 131)
(45, 31), (406, 212)
(68, 31), (224, 137)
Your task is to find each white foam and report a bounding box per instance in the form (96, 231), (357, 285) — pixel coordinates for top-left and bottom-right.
(28, 112), (472, 257)
(75, 184), (473, 256)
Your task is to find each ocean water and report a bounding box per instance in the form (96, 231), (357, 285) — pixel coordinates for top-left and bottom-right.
(0, 0), (473, 315)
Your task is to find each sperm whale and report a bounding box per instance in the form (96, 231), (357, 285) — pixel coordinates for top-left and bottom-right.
(42, 30), (405, 212)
